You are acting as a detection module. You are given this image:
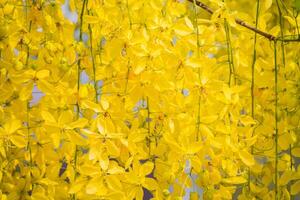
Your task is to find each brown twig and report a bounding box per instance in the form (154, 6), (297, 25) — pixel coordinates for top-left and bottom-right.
(189, 0), (213, 14)
(187, 0), (276, 41)
(235, 18), (276, 40)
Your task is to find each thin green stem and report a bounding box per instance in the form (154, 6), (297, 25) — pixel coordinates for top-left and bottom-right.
(25, 0), (29, 26)
(249, 0), (260, 193)
(25, 0), (33, 194)
(147, 97), (151, 156)
(193, 0), (200, 57)
(277, 2), (297, 199)
(251, 0), (260, 119)
(276, 0), (286, 68)
(224, 19), (235, 86)
(25, 21), (32, 67)
(122, 0), (132, 99)
(276, 1), (291, 198)
(294, 14), (300, 38)
(126, 0), (132, 29)
(289, 145), (293, 172)
(79, 0), (87, 43)
(26, 101), (34, 189)
(73, 1), (87, 200)
(274, 41), (279, 200)
(88, 19), (97, 103)
(193, 0), (201, 141)
(277, 36), (300, 42)
(124, 61), (130, 96)
(123, 0), (132, 101)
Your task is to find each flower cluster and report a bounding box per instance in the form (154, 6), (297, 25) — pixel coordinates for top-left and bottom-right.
(0, 0), (299, 199)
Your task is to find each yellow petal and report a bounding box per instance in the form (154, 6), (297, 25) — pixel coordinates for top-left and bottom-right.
(69, 0), (75, 11)
(264, 0), (273, 11)
(37, 178), (58, 186)
(86, 177), (105, 195)
(291, 180), (300, 195)
(279, 133), (296, 150)
(240, 116), (256, 126)
(222, 176), (247, 185)
(141, 162), (154, 175)
(284, 16), (296, 27)
(201, 115), (218, 124)
(107, 165), (124, 175)
(84, 15), (99, 24)
(36, 69), (50, 79)
(184, 17), (194, 30)
(190, 192), (199, 200)
(106, 140), (120, 156)
(37, 80), (55, 94)
(186, 142), (202, 154)
(10, 134), (27, 148)
(5, 119), (21, 134)
(143, 178), (157, 191)
(41, 110), (56, 123)
(239, 149), (255, 166)
(99, 153), (109, 170)
(79, 86), (88, 99)
(169, 119), (175, 133)
(66, 118), (88, 129)
(279, 171), (294, 186)
(106, 175), (122, 191)
(69, 180), (86, 194)
(292, 148), (300, 157)
(136, 187), (143, 200)
(19, 83), (33, 101)
(101, 98), (110, 110)
(81, 100), (103, 113)
(67, 130), (87, 146)
(50, 133), (61, 149)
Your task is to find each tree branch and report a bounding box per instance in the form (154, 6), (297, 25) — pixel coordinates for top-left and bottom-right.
(187, 0), (276, 41)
